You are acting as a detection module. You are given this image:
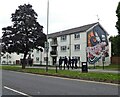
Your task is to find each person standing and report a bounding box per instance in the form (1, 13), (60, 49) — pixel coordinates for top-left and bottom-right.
(71, 57), (74, 69)
(64, 56), (68, 70)
(59, 56), (62, 70)
(74, 57), (78, 69)
(68, 57), (71, 70)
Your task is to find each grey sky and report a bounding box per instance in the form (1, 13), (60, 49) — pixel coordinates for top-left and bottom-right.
(0, 0), (119, 37)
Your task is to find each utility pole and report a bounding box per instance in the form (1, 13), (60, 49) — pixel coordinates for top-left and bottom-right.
(46, 0), (49, 72)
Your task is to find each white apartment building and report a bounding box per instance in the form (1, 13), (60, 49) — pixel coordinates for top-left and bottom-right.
(45, 22), (111, 66)
(0, 22), (111, 66)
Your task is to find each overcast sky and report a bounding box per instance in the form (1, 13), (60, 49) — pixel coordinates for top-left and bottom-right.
(0, 0), (119, 37)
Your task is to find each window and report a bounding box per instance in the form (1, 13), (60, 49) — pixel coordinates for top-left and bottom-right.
(2, 61), (6, 64)
(61, 35), (67, 41)
(36, 57), (39, 62)
(61, 46), (67, 51)
(74, 44), (80, 51)
(74, 33), (80, 39)
(44, 57), (47, 61)
(9, 61), (11, 64)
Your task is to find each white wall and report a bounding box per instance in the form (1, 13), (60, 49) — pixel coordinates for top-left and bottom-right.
(46, 31), (87, 66)
(71, 32), (87, 62)
(57, 35), (70, 59)
(1, 53), (21, 64)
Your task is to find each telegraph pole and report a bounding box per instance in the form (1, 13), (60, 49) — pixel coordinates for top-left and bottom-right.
(46, 0), (49, 72)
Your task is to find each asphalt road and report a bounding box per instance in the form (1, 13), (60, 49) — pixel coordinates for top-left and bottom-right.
(2, 70), (119, 96)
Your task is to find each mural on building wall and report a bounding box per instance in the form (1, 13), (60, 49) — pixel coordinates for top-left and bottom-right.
(86, 25), (109, 64)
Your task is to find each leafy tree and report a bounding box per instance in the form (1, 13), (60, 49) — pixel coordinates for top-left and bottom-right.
(2, 4), (47, 69)
(116, 2), (120, 35)
(109, 35), (120, 56)
(111, 2), (120, 57)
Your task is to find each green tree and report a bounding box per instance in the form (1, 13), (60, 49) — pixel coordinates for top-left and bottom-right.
(2, 4), (47, 69)
(111, 2), (120, 57)
(109, 35), (120, 56)
(116, 2), (120, 35)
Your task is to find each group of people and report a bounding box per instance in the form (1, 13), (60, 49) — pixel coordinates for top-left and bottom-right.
(59, 56), (78, 70)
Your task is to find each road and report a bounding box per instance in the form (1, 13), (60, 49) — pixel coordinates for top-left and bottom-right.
(2, 70), (119, 96)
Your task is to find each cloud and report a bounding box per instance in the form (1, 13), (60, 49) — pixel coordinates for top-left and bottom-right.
(0, 0), (119, 37)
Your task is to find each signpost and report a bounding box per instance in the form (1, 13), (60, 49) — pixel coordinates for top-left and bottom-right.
(45, 41), (49, 72)
(102, 55), (105, 70)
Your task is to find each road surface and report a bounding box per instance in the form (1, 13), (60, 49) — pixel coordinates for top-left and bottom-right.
(2, 70), (119, 96)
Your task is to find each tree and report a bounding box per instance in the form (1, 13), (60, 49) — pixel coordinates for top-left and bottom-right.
(116, 2), (120, 35)
(111, 2), (120, 57)
(2, 4), (47, 69)
(109, 35), (120, 56)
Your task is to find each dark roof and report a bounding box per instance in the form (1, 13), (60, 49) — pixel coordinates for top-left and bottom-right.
(48, 22), (98, 38)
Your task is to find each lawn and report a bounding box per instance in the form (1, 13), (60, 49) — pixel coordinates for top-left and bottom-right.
(88, 64), (119, 70)
(1, 65), (120, 84)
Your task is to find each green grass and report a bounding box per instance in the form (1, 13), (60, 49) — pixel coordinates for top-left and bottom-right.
(89, 64), (119, 70)
(1, 65), (120, 84)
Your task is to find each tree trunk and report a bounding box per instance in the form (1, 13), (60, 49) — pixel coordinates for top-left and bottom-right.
(22, 52), (28, 69)
(22, 59), (26, 69)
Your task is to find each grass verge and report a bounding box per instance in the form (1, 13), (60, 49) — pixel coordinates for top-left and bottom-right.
(89, 64), (119, 70)
(1, 65), (120, 84)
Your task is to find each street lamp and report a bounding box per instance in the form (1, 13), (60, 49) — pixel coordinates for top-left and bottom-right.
(46, 0), (49, 72)
(102, 46), (105, 70)
(6, 54), (9, 65)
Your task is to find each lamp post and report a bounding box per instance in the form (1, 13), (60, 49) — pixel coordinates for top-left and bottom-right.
(6, 54), (9, 65)
(102, 46), (105, 70)
(46, 0), (49, 72)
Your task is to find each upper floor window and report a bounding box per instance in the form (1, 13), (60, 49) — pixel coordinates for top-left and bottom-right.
(61, 46), (67, 51)
(74, 33), (80, 39)
(74, 44), (80, 51)
(61, 35), (67, 41)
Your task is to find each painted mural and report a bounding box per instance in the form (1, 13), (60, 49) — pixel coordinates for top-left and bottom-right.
(86, 25), (109, 64)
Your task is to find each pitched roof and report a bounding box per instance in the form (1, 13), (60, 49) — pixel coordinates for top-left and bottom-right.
(48, 22), (98, 38)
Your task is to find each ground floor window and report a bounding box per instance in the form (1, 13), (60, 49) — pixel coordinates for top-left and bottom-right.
(74, 44), (80, 51)
(36, 57), (39, 63)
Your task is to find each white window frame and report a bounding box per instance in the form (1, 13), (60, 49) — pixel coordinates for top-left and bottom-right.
(60, 46), (67, 52)
(61, 35), (67, 41)
(74, 44), (80, 51)
(74, 33), (80, 39)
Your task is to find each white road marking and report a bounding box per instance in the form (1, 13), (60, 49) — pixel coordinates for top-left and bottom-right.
(4, 86), (32, 97)
(7, 70), (118, 86)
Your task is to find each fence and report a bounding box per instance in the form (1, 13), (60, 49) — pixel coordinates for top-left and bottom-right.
(111, 56), (120, 65)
